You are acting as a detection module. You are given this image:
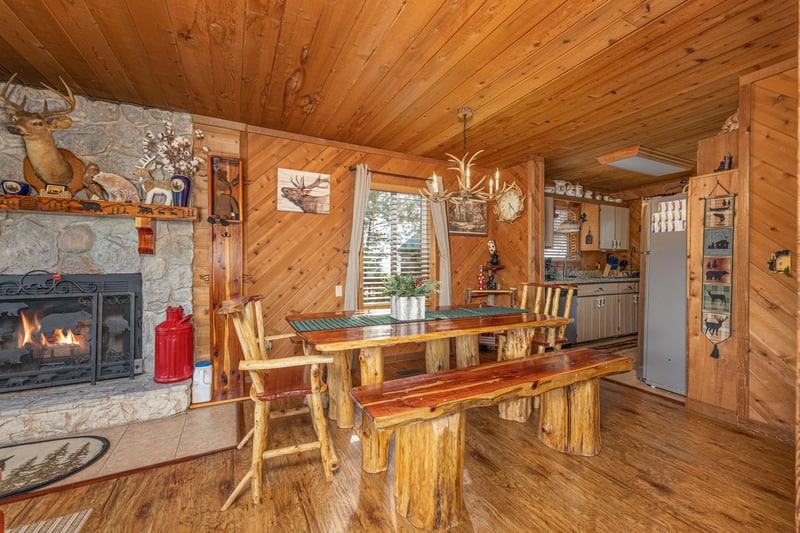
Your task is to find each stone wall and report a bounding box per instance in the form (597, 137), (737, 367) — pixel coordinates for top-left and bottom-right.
(0, 82), (196, 375)
(0, 83), (196, 441)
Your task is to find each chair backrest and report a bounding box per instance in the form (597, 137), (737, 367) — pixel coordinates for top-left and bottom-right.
(218, 296), (269, 395)
(518, 282), (578, 348)
(518, 282), (578, 321)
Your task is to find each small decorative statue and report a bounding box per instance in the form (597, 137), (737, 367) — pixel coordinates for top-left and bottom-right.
(487, 269), (497, 290)
(477, 264), (486, 290)
(487, 239), (500, 266)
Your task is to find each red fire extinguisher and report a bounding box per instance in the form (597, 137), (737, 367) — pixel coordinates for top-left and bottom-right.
(154, 306), (194, 383)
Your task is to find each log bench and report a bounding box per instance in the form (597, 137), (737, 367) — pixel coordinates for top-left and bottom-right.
(349, 347), (633, 530)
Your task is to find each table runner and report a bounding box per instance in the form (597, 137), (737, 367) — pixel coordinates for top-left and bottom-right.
(289, 306), (522, 332)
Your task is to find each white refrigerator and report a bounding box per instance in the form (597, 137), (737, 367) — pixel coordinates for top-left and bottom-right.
(641, 194), (687, 395)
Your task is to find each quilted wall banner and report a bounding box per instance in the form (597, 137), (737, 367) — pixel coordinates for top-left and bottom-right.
(701, 194), (735, 358)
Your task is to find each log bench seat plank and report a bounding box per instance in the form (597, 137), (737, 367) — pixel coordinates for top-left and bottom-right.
(350, 348), (632, 530)
(351, 347), (632, 430)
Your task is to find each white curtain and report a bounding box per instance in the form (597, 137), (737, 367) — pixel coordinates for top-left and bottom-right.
(428, 175), (452, 305)
(344, 164), (371, 311)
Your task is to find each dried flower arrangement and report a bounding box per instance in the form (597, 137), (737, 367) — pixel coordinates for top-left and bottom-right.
(139, 121), (207, 179)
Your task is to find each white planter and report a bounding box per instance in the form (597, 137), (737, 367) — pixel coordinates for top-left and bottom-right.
(390, 295), (426, 321)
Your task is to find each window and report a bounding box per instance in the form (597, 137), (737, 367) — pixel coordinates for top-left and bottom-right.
(544, 206), (578, 260)
(362, 189), (432, 306)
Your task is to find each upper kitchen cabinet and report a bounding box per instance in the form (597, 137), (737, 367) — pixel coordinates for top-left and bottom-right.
(599, 205), (630, 250)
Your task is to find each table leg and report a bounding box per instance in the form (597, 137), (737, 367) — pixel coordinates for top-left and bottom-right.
(497, 327), (532, 422)
(455, 334), (479, 367)
(357, 346), (391, 472)
(326, 350), (353, 428)
(425, 338), (450, 373)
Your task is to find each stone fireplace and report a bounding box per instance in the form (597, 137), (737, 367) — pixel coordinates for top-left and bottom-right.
(0, 213), (195, 443)
(0, 86), (199, 442)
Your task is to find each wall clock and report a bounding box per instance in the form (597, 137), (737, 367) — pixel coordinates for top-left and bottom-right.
(493, 183), (525, 222)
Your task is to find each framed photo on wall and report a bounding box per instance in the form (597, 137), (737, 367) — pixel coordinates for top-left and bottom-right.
(209, 156), (242, 221)
(447, 198), (488, 236)
(277, 168), (331, 214)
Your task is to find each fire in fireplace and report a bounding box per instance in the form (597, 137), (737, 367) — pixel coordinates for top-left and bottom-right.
(0, 272), (142, 392)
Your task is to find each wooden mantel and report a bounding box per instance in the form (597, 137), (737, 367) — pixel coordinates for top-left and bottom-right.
(0, 195), (197, 255)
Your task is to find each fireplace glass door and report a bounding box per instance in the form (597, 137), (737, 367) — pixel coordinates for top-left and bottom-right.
(0, 294), (98, 391)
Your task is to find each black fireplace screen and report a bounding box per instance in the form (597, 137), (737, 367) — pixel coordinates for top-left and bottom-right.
(0, 272), (142, 392)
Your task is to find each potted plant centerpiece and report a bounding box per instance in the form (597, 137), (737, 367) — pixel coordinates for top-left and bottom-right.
(383, 273), (438, 321)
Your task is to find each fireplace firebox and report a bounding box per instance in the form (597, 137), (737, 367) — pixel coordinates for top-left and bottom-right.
(0, 272), (142, 392)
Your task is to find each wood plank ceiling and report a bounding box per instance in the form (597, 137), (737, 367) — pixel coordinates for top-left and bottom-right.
(0, 0), (795, 193)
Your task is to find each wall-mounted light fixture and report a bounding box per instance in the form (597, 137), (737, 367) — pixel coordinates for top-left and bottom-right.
(596, 145), (694, 176)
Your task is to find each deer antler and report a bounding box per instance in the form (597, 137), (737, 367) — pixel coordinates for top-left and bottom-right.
(445, 150), (489, 200)
(0, 73), (28, 112)
(302, 176), (329, 192)
(39, 77), (76, 118)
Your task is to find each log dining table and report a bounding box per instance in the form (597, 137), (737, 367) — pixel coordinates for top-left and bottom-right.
(286, 305), (571, 472)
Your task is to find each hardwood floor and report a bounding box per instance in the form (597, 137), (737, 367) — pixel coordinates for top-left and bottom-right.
(1, 375), (792, 532)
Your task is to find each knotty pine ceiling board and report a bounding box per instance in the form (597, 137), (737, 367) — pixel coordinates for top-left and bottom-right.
(0, 0), (794, 194)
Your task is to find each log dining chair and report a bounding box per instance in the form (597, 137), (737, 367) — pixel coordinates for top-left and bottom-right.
(497, 282), (578, 356)
(518, 282), (578, 353)
(217, 296), (339, 511)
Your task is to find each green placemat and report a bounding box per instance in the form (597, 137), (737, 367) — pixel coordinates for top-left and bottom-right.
(289, 306), (522, 332)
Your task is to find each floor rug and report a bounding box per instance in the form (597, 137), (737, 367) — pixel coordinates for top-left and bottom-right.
(6, 508), (93, 533)
(0, 436), (109, 499)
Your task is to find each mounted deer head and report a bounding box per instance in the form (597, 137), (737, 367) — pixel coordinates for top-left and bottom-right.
(0, 73), (79, 188)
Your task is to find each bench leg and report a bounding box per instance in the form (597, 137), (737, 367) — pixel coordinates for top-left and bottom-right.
(425, 338), (450, 373)
(357, 346), (391, 472)
(537, 377), (601, 456)
(455, 334), (479, 367)
(498, 328), (532, 422)
(394, 412), (465, 530)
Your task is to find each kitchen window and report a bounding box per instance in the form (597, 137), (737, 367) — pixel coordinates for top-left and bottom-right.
(545, 206), (578, 260)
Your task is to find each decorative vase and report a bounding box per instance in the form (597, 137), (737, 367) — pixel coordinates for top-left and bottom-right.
(390, 295), (426, 321)
(0, 180), (30, 196)
(171, 174), (191, 207)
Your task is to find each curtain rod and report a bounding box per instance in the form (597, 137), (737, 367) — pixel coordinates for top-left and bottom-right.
(347, 165), (428, 181)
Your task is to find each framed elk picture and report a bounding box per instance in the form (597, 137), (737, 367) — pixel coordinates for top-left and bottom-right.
(277, 168), (331, 214)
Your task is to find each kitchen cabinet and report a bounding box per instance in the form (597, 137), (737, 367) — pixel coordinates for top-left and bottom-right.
(618, 282), (639, 336)
(599, 205), (629, 250)
(576, 281), (639, 342)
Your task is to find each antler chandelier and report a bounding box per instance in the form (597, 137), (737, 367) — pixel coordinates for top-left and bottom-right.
(421, 107), (510, 205)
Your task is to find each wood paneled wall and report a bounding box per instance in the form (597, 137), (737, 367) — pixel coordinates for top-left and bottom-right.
(686, 169), (742, 420)
(235, 127), (534, 357)
(741, 64), (797, 437)
(685, 61), (797, 443)
(192, 117), (246, 397)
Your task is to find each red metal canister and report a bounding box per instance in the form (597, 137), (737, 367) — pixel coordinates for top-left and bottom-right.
(154, 306), (194, 383)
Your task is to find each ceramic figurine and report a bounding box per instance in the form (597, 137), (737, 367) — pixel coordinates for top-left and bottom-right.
(488, 239), (500, 266)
